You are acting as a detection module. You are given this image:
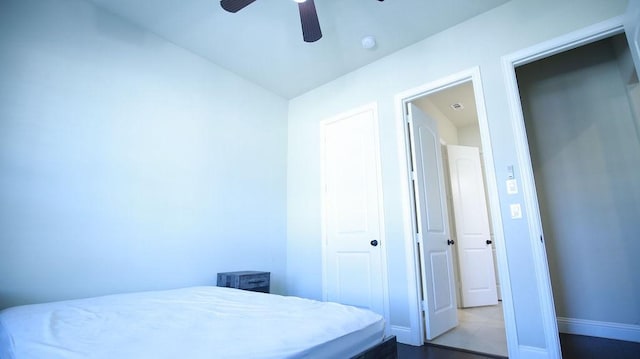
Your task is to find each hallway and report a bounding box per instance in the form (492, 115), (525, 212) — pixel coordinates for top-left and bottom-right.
(426, 303), (507, 357)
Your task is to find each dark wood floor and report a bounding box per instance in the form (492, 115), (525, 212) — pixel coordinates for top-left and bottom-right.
(398, 342), (503, 359)
(558, 333), (640, 359)
(398, 334), (640, 359)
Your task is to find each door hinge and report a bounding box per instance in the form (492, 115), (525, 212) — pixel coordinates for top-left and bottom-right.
(410, 170), (417, 181)
(415, 233), (422, 245)
(421, 300), (427, 312)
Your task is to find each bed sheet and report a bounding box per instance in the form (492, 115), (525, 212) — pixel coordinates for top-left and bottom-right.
(0, 286), (385, 359)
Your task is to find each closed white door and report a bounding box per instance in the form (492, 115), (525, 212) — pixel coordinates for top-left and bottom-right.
(408, 103), (458, 340)
(321, 106), (386, 316)
(447, 145), (498, 308)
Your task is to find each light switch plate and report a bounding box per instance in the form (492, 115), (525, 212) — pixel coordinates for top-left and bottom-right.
(510, 203), (522, 219)
(506, 179), (518, 194)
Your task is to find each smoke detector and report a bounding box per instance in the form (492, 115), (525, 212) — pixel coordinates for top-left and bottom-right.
(361, 36), (376, 50)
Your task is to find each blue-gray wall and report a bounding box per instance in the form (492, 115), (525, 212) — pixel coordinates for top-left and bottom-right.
(0, 0), (288, 309)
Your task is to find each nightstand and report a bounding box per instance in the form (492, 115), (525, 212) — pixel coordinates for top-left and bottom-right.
(216, 271), (270, 293)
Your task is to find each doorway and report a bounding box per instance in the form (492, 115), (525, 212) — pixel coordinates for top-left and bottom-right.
(412, 84), (506, 356)
(501, 8), (640, 357)
(516, 33), (640, 345)
(396, 68), (511, 357)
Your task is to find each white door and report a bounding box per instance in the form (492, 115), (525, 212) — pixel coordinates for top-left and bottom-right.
(625, 0), (640, 74)
(321, 106), (386, 316)
(408, 103), (458, 340)
(447, 145), (498, 308)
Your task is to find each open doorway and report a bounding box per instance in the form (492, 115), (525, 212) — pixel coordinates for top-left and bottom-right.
(515, 32), (640, 349)
(412, 83), (507, 356)
(397, 69), (509, 357)
(501, 5), (640, 357)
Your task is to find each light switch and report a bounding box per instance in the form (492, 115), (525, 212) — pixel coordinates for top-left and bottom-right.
(510, 203), (522, 219)
(506, 179), (518, 194)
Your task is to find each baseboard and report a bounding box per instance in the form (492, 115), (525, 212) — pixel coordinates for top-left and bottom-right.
(390, 325), (418, 345)
(518, 345), (550, 359)
(557, 317), (640, 343)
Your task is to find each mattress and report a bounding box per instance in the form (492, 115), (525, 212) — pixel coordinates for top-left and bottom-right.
(0, 286), (385, 359)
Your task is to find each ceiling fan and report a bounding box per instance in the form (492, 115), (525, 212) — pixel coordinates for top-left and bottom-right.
(221, 0), (386, 43)
(220, 0), (322, 42)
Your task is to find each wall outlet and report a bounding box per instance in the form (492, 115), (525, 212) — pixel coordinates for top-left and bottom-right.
(510, 203), (522, 219)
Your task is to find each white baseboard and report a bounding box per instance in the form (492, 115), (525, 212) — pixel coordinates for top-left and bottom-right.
(557, 317), (640, 343)
(390, 325), (419, 345)
(518, 345), (550, 359)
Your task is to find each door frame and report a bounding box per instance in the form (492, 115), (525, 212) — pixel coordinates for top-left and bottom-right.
(319, 102), (391, 335)
(394, 67), (517, 355)
(501, 16), (626, 359)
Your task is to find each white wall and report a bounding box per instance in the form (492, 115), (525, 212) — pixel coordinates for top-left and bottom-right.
(414, 97), (459, 145)
(517, 36), (640, 326)
(0, 0), (288, 309)
(458, 125), (482, 148)
(286, 0), (628, 353)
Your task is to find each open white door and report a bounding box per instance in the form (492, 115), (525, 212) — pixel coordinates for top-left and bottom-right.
(408, 103), (458, 340)
(625, 0), (640, 74)
(321, 106), (386, 316)
(447, 145), (498, 308)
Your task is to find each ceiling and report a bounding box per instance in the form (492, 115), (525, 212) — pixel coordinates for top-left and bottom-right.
(88, 0), (509, 99)
(414, 81), (478, 128)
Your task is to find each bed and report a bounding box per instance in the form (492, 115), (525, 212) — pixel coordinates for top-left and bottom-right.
(0, 286), (397, 358)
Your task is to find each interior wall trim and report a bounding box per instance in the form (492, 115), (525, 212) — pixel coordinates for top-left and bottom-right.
(390, 325), (414, 344)
(557, 317), (640, 343)
(518, 345), (549, 359)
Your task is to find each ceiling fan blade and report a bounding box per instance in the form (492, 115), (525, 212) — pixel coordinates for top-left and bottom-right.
(298, 0), (322, 42)
(220, 0), (256, 13)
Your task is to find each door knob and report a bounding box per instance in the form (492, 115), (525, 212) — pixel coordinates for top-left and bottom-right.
(447, 239), (455, 245)
(486, 240), (493, 245)
(370, 240), (379, 247)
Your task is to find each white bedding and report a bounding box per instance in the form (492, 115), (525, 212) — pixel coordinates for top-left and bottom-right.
(0, 286), (385, 359)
